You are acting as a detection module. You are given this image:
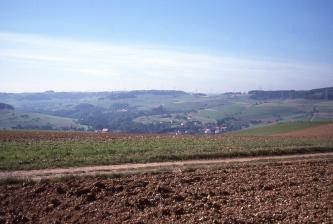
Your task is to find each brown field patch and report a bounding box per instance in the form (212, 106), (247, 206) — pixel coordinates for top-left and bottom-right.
(275, 123), (333, 137)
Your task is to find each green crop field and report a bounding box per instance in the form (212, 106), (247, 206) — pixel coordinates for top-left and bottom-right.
(233, 121), (332, 136)
(0, 131), (333, 171)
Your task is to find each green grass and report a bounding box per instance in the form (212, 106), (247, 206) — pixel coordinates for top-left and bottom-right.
(233, 121), (331, 136)
(197, 99), (333, 123)
(0, 110), (87, 130)
(197, 104), (246, 120)
(182, 99), (333, 125)
(1, 135), (333, 170)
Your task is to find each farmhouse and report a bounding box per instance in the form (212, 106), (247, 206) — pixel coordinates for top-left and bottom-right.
(101, 128), (109, 133)
(204, 128), (211, 134)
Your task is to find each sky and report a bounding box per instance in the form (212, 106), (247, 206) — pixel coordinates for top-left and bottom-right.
(0, 0), (333, 93)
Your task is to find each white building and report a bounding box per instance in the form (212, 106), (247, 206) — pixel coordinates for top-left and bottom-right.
(204, 128), (211, 134)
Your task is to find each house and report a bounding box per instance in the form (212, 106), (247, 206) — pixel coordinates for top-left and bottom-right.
(221, 126), (228, 132)
(101, 128), (109, 133)
(204, 128), (211, 134)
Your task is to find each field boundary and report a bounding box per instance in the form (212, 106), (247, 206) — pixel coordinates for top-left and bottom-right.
(1, 152), (332, 180)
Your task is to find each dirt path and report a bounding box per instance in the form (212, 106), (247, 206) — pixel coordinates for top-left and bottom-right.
(1, 152), (333, 180)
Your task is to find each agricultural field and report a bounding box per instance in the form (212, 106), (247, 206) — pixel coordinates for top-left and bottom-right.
(0, 158), (332, 223)
(233, 121), (332, 136)
(1, 124), (332, 223)
(275, 122), (333, 137)
(1, 130), (333, 170)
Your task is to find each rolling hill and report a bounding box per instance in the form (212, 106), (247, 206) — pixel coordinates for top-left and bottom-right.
(0, 109), (87, 131)
(249, 87), (333, 100)
(0, 88), (332, 133)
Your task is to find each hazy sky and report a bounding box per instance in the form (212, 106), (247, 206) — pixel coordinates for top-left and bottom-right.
(1, 0), (333, 93)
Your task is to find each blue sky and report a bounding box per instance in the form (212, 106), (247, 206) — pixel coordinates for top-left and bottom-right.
(0, 0), (333, 92)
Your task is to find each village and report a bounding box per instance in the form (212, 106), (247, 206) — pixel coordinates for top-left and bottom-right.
(96, 123), (229, 135)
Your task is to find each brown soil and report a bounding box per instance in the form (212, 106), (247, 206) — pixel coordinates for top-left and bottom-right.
(1, 158), (332, 223)
(275, 123), (333, 137)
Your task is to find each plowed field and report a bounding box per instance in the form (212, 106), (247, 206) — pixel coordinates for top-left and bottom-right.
(1, 158), (332, 223)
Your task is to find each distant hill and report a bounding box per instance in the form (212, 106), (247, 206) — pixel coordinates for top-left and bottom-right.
(0, 102), (14, 110)
(0, 110), (87, 131)
(0, 90), (189, 101)
(0, 88), (332, 133)
(249, 87), (333, 100)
